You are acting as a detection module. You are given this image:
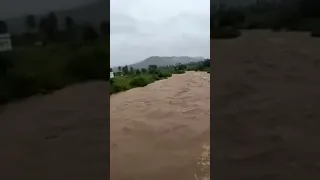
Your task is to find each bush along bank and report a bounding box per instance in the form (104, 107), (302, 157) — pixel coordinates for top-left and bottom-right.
(0, 45), (108, 104)
(110, 59), (210, 94)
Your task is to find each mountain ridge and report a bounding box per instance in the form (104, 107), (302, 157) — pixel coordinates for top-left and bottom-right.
(113, 56), (205, 71)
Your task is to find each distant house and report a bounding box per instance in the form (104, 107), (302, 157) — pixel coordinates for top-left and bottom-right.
(110, 72), (114, 78)
(0, 33), (12, 51)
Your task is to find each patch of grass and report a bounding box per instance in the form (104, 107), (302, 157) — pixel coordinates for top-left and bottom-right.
(110, 74), (155, 94)
(130, 76), (149, 87)
(175, 70), (186, 74)
(64, 47), (108, 81)
(110, 69), (183, 95)
(0, 43), (108, 104)
(157, 71), (172, 79)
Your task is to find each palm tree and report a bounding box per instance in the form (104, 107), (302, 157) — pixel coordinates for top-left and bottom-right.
(64, 16), (76, 41)
(25, 14), (36, 32)
(0, 21), (8, 33)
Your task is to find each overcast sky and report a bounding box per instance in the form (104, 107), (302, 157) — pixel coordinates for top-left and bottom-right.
(110, 0), (210, 67)
(0, 0), (97, 19)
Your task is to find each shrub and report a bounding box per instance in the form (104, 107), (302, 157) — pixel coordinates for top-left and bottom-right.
(195, 65), (205, 71)
(0, 77), (10, 103)
(174, 70), (186, 74)
(111, 83), (129, 93)
(153, 74), (160, 80)
(110, 78), (114, 85)
(130, 76), (149, 87)
(5, 72), (39, 98)
(0, 52), (14, 75)
(158, 71), (172, 79)
(141, 68), (147, 73)
(2, 67), (67, 101)
(203, 59), (210, 67)
(64, 48), (108, 81)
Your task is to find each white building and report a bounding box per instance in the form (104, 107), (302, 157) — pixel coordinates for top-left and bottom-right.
(110, 72), (114, 78)
(0, 33), (12, 52)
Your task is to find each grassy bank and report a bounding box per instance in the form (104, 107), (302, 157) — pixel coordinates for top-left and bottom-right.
(110, 59), (210, 94)
(0, 43), (108, 104)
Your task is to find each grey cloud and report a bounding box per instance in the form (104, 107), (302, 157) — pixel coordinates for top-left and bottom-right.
(110, 16), (210, 66)
(111, 0), (210, 67)
(110, 15), (140, 35)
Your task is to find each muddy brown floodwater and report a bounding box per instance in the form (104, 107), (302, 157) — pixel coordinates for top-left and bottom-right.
(0, 81), (109, 180)
(111, 71), (210, 180)
(212, 30), (320, 179)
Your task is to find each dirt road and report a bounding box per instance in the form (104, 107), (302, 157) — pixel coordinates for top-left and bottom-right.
(111, 71), (210, 180)
(212, 30), (320, 179)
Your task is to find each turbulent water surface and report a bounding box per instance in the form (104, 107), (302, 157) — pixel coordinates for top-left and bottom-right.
(0, 72), (210, 180)
(111, 71), (210, 180)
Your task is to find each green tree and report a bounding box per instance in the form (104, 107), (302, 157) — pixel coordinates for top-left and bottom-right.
(0, 21), (8, 33)
(136, 69), (141, 75)
(122, 65), (129, 74)
(115, 72), (121, 76)
(38, 17), (48, 42)
(148, 65), (157, 74)
(65, 16), (76, 41)
(141, 68), (147, 73)
(46, 12), (58, 41)
(48, 12), (58, 29)
(25, 15), (36, 32)
(118, 66), (122, 72)
(130, 66), (134, 74)
(203, 59), (210, 67)
(65, 16), (74, 30)
(38, 12), (58, 42)
(176, 63), (187, 70)
(82, 25), (99, 44)
(39, 17), (47, 32)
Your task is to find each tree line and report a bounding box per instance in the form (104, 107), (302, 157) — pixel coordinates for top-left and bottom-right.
(110, 59), (210, 94)
(211, 0), (320, 38)
(0, 12), (109, 45)
(111, 59), (211, 77)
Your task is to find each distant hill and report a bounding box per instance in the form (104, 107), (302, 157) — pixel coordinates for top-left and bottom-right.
(113, 56), (205, 71)
(5, 0), (108, 34)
